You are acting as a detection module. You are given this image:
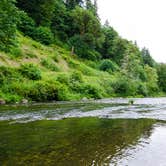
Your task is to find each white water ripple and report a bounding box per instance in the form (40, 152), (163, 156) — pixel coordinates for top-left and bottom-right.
(1, 98), (166, 123)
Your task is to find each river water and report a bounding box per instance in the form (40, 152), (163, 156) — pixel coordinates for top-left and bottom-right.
(0, 98), (166, 165)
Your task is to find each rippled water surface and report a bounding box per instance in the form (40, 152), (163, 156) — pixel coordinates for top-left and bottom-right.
(0, 98), (166, 165)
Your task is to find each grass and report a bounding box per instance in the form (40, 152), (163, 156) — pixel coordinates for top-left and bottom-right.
(0, 34), (117, 103)
(1, 34), (162, 103)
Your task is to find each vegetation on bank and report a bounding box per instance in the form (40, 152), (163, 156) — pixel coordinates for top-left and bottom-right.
(0, 0), (166, 103)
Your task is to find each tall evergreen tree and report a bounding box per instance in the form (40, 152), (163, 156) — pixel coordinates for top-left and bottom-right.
(141, 47), (155, 67)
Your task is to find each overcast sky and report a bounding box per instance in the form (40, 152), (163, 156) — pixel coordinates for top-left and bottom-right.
(98, 0), (166, 63)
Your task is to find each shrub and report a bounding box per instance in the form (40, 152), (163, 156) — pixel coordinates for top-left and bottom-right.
(9, 47), (24, 58)
(81, 84), (103, 99)
(113, 77), (137, 96)
(0, 66), (21, 85)
(137, 82), (148, 96)
(70, 71), (83, 83)
(32, 26), (54, 45)
(27, 81), (58, 101)
(41, 58), (59, 71)
(19, 64), (41, 80)
(56, 74), (69, 85)
(56, 84), (71, 101)
(1, 93), (21, 103)
(100, 59), (118, 72)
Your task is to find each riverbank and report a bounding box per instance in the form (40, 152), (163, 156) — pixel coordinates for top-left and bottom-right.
(0, 35), (164, 104)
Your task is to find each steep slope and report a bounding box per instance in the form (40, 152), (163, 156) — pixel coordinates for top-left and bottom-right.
(0, 34), (116, 103)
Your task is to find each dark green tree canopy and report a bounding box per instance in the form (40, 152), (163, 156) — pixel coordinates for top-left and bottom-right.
(0, 0), (19, 52)
(141, 47), (155, 67)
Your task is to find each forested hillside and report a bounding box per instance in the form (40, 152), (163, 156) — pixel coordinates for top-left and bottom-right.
(0, 0), (166, 103)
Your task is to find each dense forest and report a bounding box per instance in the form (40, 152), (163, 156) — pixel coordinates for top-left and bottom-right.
(0, 0), (166, 103)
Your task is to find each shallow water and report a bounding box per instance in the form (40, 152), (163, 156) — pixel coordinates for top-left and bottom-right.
(0, 98), (166, 165)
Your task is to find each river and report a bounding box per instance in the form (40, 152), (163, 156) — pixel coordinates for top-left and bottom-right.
(0, 98), (166, 165)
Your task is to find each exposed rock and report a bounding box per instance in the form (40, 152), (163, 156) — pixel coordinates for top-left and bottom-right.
(21, 99), (28, 104)
(128, 99), (134, 105)
(82, 97), (88, 101)
(0, 99), (6, 105)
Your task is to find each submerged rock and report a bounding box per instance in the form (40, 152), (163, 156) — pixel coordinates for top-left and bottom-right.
(129, 99), (134, 105)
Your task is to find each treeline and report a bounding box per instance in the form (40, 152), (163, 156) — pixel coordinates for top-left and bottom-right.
(0, 0), (166, 99)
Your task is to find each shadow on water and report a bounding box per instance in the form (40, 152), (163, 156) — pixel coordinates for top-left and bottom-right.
(0, 118), (156, 165)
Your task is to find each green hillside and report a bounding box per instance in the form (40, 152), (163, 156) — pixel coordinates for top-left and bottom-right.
(0, 0), (166, 103)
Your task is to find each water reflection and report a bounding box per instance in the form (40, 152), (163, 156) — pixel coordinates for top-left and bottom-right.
(0, 118), (156, 165)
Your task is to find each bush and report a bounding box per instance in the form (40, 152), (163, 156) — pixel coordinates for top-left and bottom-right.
(32, 26), (54, 45)
(56, 84), (71, 101)
(137, 82), (148, 96)
(27, 81), (58, 101)
(0, 93), (21, 103)
(41, 58), (59, 71)
(0, 66), (21, 85)
(113, 77), (137, 96)
(81, 84), (103, 99)
(19, 64), (41, 80)
(9, 47), (24, 58)
(100, 59), (118, 72)
(56, 74), (69, 85)
(70, 71), (83, 83)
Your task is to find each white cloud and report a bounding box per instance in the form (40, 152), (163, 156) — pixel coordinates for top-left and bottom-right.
(98, 0), (166, 62)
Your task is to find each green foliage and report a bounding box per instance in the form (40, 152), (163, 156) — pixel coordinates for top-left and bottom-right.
(19, 64), (41, 80)
(68, 34), (101, 60)
(17, 0), (56, 26)
(0, 0), (19, 52)
(68, 7), (102, 59)
(17, 11), (36, 37)
(32, 26), (54, 45)
(0, 0), (164, 102)
(0, 66), (22, 85)
(157, 63), (166, 92)
(27, 81), (58, 101)
(99, 59), (118, 72)
(81, 84), (103, 99)
(9, 47), (24, 58)
(137, 82), (148, 97)
(100, 25), (118, 59)
(65, 0), (83, 9)
(70, 71), (83, 83)
(141, 47), (155, 67)
(41, 58), (60, 71)
(71, 7), (101, 37)
(0, 92), (21, 103)
(56, 74), (70, 85)
(144, 65), (159, 94)
(51, 0), (69, 41)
